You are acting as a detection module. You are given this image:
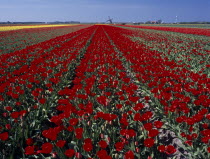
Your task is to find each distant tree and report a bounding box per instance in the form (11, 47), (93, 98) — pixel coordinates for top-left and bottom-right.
(157, 19), (162, 24)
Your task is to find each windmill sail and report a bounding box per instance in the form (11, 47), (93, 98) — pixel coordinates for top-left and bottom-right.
(106, 16), (113, 24)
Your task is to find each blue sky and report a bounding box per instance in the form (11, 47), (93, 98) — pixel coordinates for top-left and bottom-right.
(0, 0), (209, 22)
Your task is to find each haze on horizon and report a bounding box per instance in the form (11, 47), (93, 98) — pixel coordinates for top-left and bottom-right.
(0, 0), (209, 23)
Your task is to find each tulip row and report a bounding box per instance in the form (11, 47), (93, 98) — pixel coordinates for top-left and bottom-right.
(0, 24), (78, 32)
(29, 25), (177, 159)
(0, 25), (83, 38)
(119, 26), (210, 75)
(0, 25), (92, 80)
(104, 25), (210, 158)
(0, 25), (97, 158)
(0, 25), (90, 54)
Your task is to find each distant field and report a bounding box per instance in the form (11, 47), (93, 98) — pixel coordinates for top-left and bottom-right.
(139, 24), (210, 29)
(0, 24), (79, 31)
(119, 24), (210, 36)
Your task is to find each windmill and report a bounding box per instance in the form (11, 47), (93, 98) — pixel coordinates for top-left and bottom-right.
(106, 16), (113, 24)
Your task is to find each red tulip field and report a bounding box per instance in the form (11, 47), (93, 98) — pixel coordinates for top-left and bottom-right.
(0, 24), (209, 159)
